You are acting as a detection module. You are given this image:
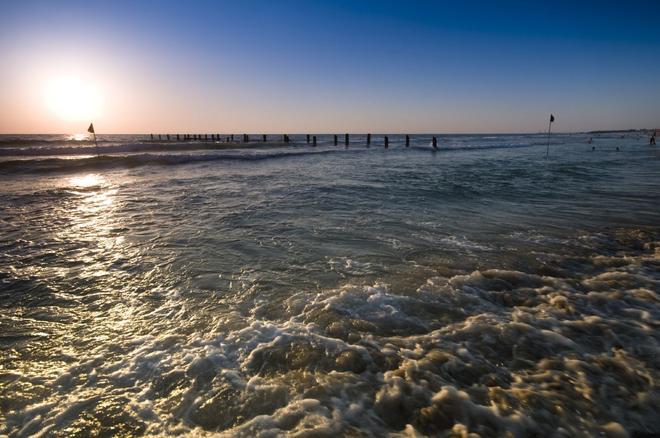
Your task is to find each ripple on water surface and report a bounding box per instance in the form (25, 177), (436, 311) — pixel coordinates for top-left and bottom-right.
(1, 137), (659, 436)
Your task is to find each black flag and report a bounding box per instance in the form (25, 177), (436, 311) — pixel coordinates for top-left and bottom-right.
(550, 114), (555, 123)
(87, 123), (95, 134)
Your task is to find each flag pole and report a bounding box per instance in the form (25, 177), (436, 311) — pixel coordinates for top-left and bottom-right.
(545, 114), (554, 158)
(88, 123), (99, 157)
(93, 131), (99, 157)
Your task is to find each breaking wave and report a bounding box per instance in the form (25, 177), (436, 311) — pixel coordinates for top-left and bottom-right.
(2, 228), (658, 436)
(0, 149), (342, 174)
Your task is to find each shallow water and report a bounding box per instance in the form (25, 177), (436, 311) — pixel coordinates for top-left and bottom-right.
(1, 133), (659, 436)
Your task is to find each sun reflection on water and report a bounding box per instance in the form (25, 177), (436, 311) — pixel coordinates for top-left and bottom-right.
(68, 133), (92, 141)
(69, 173), (104, 188)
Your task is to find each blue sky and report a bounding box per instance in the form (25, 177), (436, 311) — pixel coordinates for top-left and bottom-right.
(1, 0), (659, 133)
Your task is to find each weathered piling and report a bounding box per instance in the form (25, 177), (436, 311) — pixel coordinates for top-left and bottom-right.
(384, 136), (389, 148)
(150, 134), (154, 141)
(166, 134), (170, 141)
(313, 135), (317, 146)
(334, 135), (338, 146)
(205, 134), (208, 141)
(230, 134), (234, 142)
(406, 135), (410, 147)
(263, 134), (267, 142)
(367, 133), (371, 146)
(345, 133), (349, 146)
(177, 134), (180, 141)
(158, 134), (162, 140)
(306, 134), (310, 144)
(432, 136), (438, 149)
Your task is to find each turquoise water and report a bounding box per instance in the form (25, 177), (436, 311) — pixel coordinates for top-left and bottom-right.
(1, 133), (659, 436)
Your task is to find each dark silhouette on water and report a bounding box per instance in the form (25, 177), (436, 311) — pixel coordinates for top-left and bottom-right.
(546, 113), (555, 157)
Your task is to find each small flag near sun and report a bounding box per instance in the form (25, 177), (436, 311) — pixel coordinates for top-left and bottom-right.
(88, 123), (99, 157)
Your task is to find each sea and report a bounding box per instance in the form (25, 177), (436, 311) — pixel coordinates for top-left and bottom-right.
(0, 133), (658, 436)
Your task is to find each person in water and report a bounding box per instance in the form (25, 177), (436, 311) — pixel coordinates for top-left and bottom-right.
(651, 133), (656, 145)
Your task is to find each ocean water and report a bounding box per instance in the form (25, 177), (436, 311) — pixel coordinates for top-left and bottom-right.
(0, 133), (658, 437)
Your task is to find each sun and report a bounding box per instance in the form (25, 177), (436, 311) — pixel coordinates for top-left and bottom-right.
(44, 75), (103, 122)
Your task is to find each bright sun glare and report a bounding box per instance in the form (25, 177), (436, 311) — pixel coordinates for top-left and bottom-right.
(44, 76), (103, 122)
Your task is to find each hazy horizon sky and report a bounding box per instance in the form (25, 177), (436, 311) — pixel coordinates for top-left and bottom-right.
(1, 0), (659, 134)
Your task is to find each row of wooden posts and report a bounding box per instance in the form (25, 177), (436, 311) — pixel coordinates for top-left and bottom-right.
(149, 133), (440, 149)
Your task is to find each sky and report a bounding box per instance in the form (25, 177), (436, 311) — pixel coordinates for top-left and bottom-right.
(1, 0), (659, 134)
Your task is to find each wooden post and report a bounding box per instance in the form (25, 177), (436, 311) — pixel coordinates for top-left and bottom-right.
(177, 134), (180, 141)
(405, 135), (410, 147)
(150, 133), (154, 141)
(432, 136), (438, 149)
(263, 134), (267, 142)
(384, 136), (389, 148)
(313, 135), (317, 146)
(306, 134), (310, 143)
(334, 135), (338, 146)
(345, 133), (349, 146)
(230, 134), (234, 142)
(367, 133), (371, 146)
